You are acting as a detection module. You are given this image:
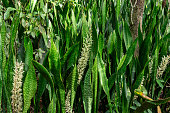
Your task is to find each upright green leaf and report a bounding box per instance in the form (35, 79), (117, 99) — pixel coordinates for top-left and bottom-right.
(48, 41), (61, 82)
(97, 54), (112, 112)
(132, 60), (150, 90)
(72, 10), (77, 36)
(31, 0), (37, 13)
(122, 75), (129, 113)
(0, 45), (2, 112)
(107, 32), (114, 54)
(0, 25), (2, 113)
(9, 14), (19, 53)
(71, 64), (77, 108)
(92, 57), (98, 113)
(151, 46), (159, 98)
(83, 68), (93, 113)
(48, 40), (65, 113)
(123, 21), (132, 50)
(2, 82), (12, 113)
(0, 20), (6, 111)
(25, 41), (33, 72)
(1, 21), (6, 52)
(102, 0), (106, 35)
(116, 0), (120, 20)
(132, 69), (145, 90)
(48, 92), (57, 113)
(98, 33), (104, 56)
(23, 63), (37, 113)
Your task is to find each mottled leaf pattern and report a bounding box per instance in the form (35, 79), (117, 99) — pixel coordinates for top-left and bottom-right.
(23, 63), (37, 113)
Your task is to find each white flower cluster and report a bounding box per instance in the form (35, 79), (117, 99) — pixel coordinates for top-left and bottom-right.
(149, 56), (153, 74)
(77, 35), (92, 85)
(11, 61), (24, 113)
(65, 90), (72, 113)
(157, 55), (170, 78)
(65, 25), (92, 113)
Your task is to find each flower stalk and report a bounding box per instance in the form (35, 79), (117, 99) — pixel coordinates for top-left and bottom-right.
(157, 55), (170, 78)
(11, 61), (24, 113)
(77, 33), (92, 85)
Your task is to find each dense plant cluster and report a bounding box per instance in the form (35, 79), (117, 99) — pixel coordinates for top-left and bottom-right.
(0, 0), (169, 113)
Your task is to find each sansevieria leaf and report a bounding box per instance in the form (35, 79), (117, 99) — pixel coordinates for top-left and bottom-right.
(97, 54), (112, 112)
(117, 39), (137, 75)
(1, 20), (6, 71)
(32, 60), (54, 98)
(9, 14), (19, 53)
(72, 9), (77, 36)
(35, 52), (49, 105)
(23, 39), (37, 113)
(48, 40), (65, 113)
(61, 43), (79, 67)
(102, 0), (106, 36)
(132, 59), (150, 91)
(48, 92), (57, 113)
(123, 21), (133, 50)
(0, 20), (7, 109)
(116, 0), (120, 20)
(92, 57), (98, 113)
(23, 63), (37, 113)
(83, 68), (93, 113)
(71, 64), (77, 108)
(1, 21), (6, 52)
(0, 21), (3, 112)
(25, 40), (33, 72)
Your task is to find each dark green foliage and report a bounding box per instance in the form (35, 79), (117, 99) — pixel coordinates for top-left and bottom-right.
(0, 0), (169, 112)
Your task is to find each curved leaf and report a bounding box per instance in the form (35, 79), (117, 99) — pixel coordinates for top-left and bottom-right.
(4, 7), (16, 20)
(32, 60), (54, 97)
(35, 52), (49, 106)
